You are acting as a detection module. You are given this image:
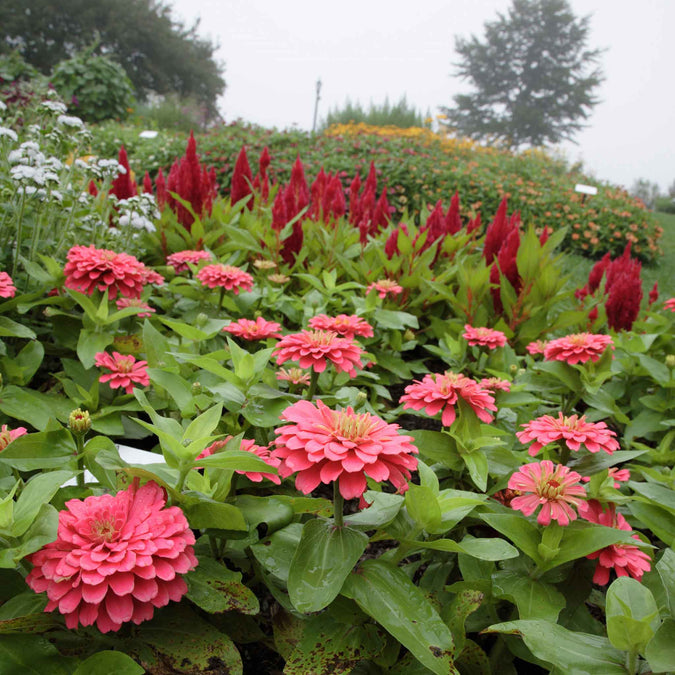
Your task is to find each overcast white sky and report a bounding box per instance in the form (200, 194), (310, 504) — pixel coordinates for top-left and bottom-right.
(169, 0), (674, 193)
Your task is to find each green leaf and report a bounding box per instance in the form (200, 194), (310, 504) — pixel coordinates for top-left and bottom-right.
(12, 471), (73, 536)
(77, 329), (114, 369)
(0, 426), (74, 470)
(479, 513), (542, 565)
(147, 368), (193, 410)
(235, 495), (294, 535)
(405, 484), (442, 533)
(629, 481), (675, 516)
(606, 577), (659, 654)
(342, 559), (457, 675)
(0, 387), (72, 432)
(444, 590), (484, 654)
(186, 557), (259, 615)
(492, 569), (565, 621)
(462, 450), (488, 492)
(486, 620), (626, 673)
(0, 316), (36, 339)
(344, 492), (404, 530)
(158, 316), (228, 340)
(183, 403), (223, 443)
(183, 500), (247, 531)
(437, 489), (488, 531)
(72, 651), (143, 675)
(628, 502), (675, 547)
(373, 308), (419, 330)
(645, 618), (675, 672)
(0, 634), (73, 674)
(409, 429), (462, 470)
(193, 449), (275, 474)
(408, 536), (518, 561)
(288, 519), (368, 613)
(250, 523), (303, 584)
(656, 548), (675, 618)
(2, 340), (44, 386)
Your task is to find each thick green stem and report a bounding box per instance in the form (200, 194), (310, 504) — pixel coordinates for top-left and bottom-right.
(305, 369), (320, 401)
(218, 286), (226, 310)
(625, 649), (638, 674)
(11, 190), (26, 278)
(175, 464), (192, 493)
(75, 434), (86, 489)
(333, 481), (344, 528)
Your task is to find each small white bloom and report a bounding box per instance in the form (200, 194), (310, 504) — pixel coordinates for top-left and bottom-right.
(41, 100), (67, 114)
(56, 115), (84, 128)
(0, 101), (7, 113)
(0, 126), (18, 141)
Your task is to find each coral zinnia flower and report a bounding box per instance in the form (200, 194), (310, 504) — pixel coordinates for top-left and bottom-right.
(166, 249), (212, 273)
(0, 424), (27, 451)
(223, 317), (282, 340)
(480, 377), (511, 393)
(196, 436), (281, 484)
(273, 330), (364, 377)
(308, 314), (374, 339)
(273, 400), (418, 500)
(463, 324), (507, 349)
(0, 271), (16, 298)
(115, 297), (155, 317)
(197, 263), (253, 294)
(583, 500), (651, 585)
(276, 367), (311, 386)
(526, 339), (548, 355)
(64, 245), (148, 299)
(26, 480), (198, 633)
(140, 268), (165, 286)
(543, 333), (614, 365)
(94, 351), (150, 394)
(366, 279), (403, 298)
(508, 460), (587, 526)
(400, 371), (497, 427)
(516, 413), (619, 457)
(665, 298), (675, 312)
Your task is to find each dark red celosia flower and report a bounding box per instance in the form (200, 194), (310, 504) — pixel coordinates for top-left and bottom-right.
(418, 200), (445, 252)
(588, 253), (611, 293)
(539, 226), (551, 245)
(154, 168), (167, 211)
(286, 156), (310, 219)
(445, 191), (462, 235)
(280, 220), (304, 265)
(490, 225), (522, 314)
(271, 189), (287, 232)
(309, 167), (328, 220)
(483, 198), (510, 263)
(26, 480), (198, 633)
(230, 146), (254, 210)
(109, 146), (138, 201)
(273, 399), (418, 500)
(348, 173), (362, 221)
(648, 282), (659, 306)
(259, 146), (271, 175)
(605, 264), (642, 331)
(385, 223), (408, 259)
(142, 171), (153, 195)
(362, 161), (377, 197)
(87, 180), (98, 197)
(466, 211), (481, 234)
(327, 175), (346, 221)
(371, 188), (391, 234)
(64, 245), (147, 299)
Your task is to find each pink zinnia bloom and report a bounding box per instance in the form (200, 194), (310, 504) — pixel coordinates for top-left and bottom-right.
(516, 413), (620, 457)
(273, 330), (364, 377)
(166, 249), (212, 273)
(276, 368), (311, 386)
(581, 467), (630, 489)
(400, 371), (497, 427)
(94, 351), (150, 394)
(141, 268), (165, 286)
(583, 500), (651, 585)
(544, 333), (614, 365)
(197, 437), (281, 484)
(0, 424), (27, 451)
(463, 324), (508, 349)
(223, 317), (282, 340)
(273, 399), (418, 500)
(526, 339), (548, 355)
(366, 279), (403, 298)
(480, 377), (511, 393)
(197, 264), (253, 294)
(115, 298), (155, 318)
(308, 314), (374, 339)
(508, 460), (588, 526)
(0, 271), (16, 298)
(26, 480), (197, 633)
(64, 245), (147, 299)
(664, 298), (675, 312)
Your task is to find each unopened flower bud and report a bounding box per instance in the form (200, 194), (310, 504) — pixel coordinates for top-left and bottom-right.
(191, 381), (203, 395)
(68, 408), (91, 436)
(403, 329), (416, 342)
(356, 391), (368, 405)
(509, 364), (518, 375)
(195, 313), (209, 327)
(666, 354), (675, 369)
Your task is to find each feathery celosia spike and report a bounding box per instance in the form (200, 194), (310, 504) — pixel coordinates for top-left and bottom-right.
(155, 168), (167, 210)
(371, 187), (391, 234)
(259, 146), (271, 175)
(142, 171), (153, 195)
(288, 156), (309, 216)
(281, 221), (304, 265)
(309, 167), (328, 220)
(363, 161), (377, 196)
(230, 146), (254, 210)
(329, 177), (346, 221)
(348, 173), (362, 224)
(87, 179), (98, 197)
(648, 281), (659, 306)
(588, 252), (611, 292)
(483, 197), (509, 262)
(466, 211), (481, 234)
(445, 191), (462, 235)
(110, 146), (138, 201)
(385, 223), (408, 259)
(421, 199), (445, 247)
(272, 188), (288, 232)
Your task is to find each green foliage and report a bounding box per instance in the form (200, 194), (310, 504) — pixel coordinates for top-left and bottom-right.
(50, 46), (135, 123)
(321, 95), (430, 131)
(441, 0), (604, 148)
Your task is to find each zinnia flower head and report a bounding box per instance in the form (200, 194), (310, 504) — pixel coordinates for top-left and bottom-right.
(463, 324), (507, 349)
(400, 371), (497, 427)
(308, 314), (374, 339)
(526, 339), (548, 355)
(0, 271), (16, 298)
(197, 264), (253, 294)
(0, 424), (27, 451)
(581, 467), (630, 489)
(273, 330), (364, 377)
(26, 480), (198, 633)
(366, 279), (403, 298)
(544, 333), (614, 365)
(479, 377), (511, 393)
(583, 500), (651, 585)
(166, 249), (212, 273)
(94, 351), (150, 394)
(508, 460), (588, 526)
(516, 413), (619, 457)
(140, 268), (165, 286)
(276, 368), (311, 386)
(665, 298), (675, 312)
(64, 245), (147, 299)
(273, 400), (418, 500)
(223, 317), (282, 340)
(197, 437), (281, 484)
(115, 298), (155, 318)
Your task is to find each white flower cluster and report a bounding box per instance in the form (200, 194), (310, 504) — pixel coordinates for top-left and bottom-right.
(0, 126), (18, 142)
(8, 141), (63, 189)
(56, 115), (84, 129)
(115, 194), (160, 233)
(89, 158), (126, 181)
(40, 100), (68, 115)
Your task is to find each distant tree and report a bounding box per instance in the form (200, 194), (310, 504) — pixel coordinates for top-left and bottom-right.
(440, 0), (603, 148)
(668, 179), (675, 199)
(630, 179), (661, 210)
(321, 95), (430, 131)
(0, 0), (225, 116)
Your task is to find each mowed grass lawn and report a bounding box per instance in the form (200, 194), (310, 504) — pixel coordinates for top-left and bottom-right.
(562, 211), (675, 295)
